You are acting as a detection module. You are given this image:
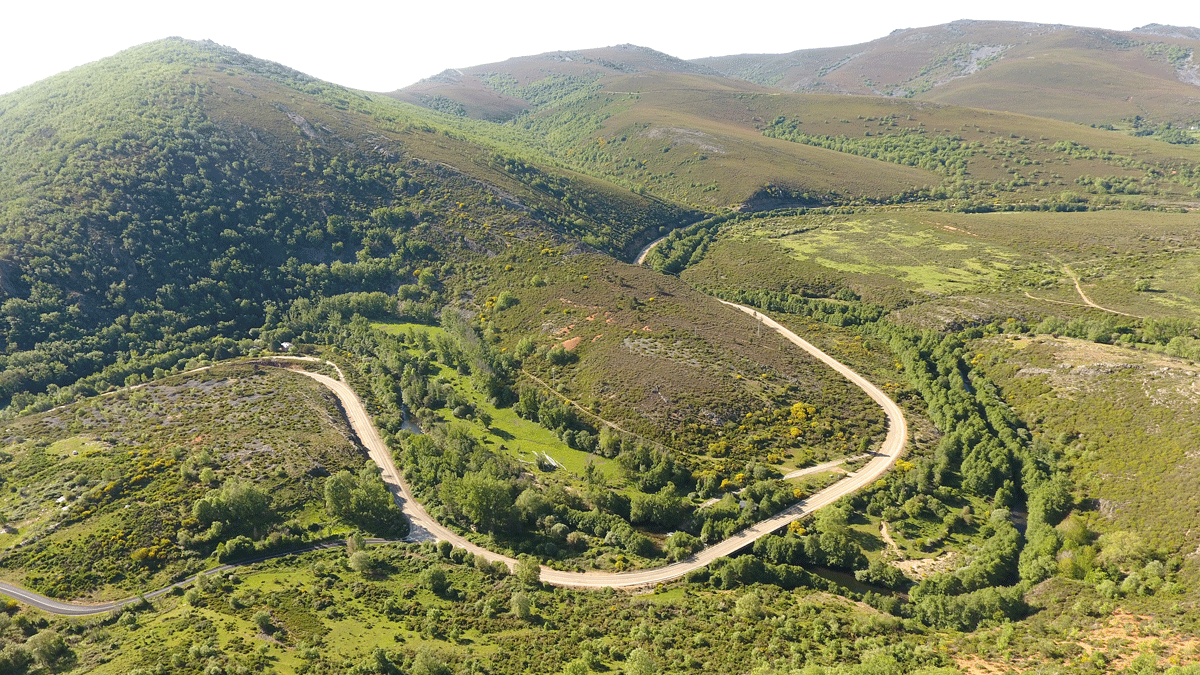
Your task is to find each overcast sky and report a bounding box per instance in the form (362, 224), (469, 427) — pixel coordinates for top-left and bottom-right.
(3, 1), (1199, 95)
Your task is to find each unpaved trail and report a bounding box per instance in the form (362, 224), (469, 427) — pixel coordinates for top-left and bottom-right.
(635, 234), (668, 265)
(519, 368), (651, 445)
(1059, 262), (1142, 318)
(879, 520), (904, 560)
(0, 301), (907, 610)
(699, 454), (866, 508)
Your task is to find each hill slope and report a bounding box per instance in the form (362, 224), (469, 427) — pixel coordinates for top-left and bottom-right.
(697, 19), (1200, 129)
(0, 31), (1199, 675)
(0, 38), (694, 412)
(394, 53), (946, 208)
(391, 43), (724, 121)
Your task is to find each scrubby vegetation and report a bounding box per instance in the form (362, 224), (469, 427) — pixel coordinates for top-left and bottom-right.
(0, 365), (393, 598)
(2, 27), (1200, 675)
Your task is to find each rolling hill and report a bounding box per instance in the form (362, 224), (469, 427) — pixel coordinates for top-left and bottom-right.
(394, 30), (1200, 211)
(391, 43), (724, 121)
(696, 19), (1200, 129)
(1, 26), (1200, 675)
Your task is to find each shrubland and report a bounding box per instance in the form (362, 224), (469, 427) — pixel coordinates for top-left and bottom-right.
(0, 364), (401, 599)
(0, 31), (1197, 675)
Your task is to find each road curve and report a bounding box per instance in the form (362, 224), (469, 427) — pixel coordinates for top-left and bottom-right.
(300, 300), (907, 588)
(0, 302), (906, 611)
(634, 234), (668, 266)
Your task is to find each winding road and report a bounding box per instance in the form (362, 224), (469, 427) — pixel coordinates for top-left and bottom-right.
(634, 234), (669, 266)
(0, 301), (906, 612)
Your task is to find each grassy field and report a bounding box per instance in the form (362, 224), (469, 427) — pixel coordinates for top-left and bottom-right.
(683, 209), (1200, 330)
(371, 320), (622, 487)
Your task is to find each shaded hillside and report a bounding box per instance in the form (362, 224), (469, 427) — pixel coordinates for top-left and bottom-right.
(697, 19), (1200, 130)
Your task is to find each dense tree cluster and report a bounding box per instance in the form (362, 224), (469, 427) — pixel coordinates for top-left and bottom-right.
(324, 462), (408, 536)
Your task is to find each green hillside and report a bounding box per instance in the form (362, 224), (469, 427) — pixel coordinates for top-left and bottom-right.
(0, 38), (890, 593)
(391, 43), (724, 122)
(394, 40), (1200, 211)
(0, 363), (395, 600)
(0, 30), (1199, 675)
(0, 38), (694, 415)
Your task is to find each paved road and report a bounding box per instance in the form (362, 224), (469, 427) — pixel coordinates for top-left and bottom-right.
(0, 301), (906, 611)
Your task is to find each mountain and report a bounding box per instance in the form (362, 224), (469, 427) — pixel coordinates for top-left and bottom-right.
(1133, 23), (1200, 40)
(3, 33), (1198, 422)
(393, 30), (1200, 212)
(391, 43), (724, 121)
(393, 48), (954, 209)
(1, 28), (1200, 675)
(0, 37), (693, 412)
(696, 19), (1200, 128)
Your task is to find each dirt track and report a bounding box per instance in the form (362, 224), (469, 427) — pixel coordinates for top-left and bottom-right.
(287, 301), (908, 589)
(0, 301), (907, 611)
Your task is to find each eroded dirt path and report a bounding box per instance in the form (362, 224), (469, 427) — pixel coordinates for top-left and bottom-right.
(1058, 261), (1142, 318)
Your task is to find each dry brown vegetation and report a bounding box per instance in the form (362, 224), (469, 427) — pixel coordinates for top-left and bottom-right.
(698, 20), (1200, 129)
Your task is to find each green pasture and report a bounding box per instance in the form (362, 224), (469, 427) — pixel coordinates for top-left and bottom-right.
(371, 321), (620, 487)
(709, 210), (1200, 323)
(742, 214), (1022, 295)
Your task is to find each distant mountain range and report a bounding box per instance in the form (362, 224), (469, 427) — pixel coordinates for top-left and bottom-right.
(397, 20), (1200, 127)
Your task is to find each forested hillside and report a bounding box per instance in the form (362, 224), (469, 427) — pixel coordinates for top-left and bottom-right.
(0, 38), (693, 415)
(0, 29), (1198, 675)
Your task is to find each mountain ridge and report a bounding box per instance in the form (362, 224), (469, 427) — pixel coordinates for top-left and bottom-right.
(693, 19), (1200, 127)
(0, 29), (1199, 675)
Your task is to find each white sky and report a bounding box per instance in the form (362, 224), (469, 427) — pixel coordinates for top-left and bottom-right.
(3, 1), (1199, 95)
